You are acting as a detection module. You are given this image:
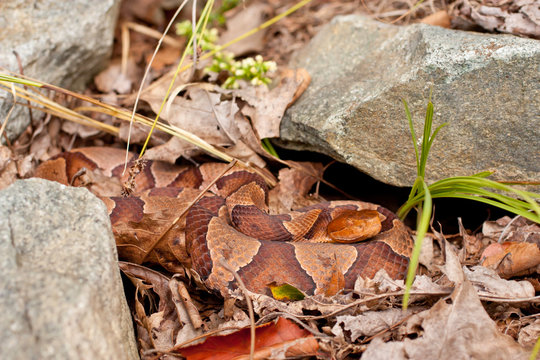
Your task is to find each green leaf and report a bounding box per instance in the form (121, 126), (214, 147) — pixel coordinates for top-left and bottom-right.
(269, 283), (305, 301)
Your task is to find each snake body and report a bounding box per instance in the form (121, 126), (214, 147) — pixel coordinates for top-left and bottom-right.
(35, 147), (413, 297)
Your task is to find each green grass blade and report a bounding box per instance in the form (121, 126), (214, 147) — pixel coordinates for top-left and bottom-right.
(419, 101), (434, 176)
(403, 179), (431, 310)
(402, 99), (420, 173)
(261, 138), (279, 158)
(0, 74), (43, 87)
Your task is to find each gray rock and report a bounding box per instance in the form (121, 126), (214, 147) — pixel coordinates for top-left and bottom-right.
(280, 15), (540, 187)
(0, 0), (121, 141)
(0, 179), (138, 360)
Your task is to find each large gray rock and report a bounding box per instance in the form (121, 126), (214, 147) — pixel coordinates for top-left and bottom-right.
(280, 15), (540, 187)
(0, 0), (121, 141)
(0, 179), (138, 360)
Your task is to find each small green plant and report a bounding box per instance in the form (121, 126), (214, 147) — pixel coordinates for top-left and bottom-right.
(176, 20), (219, 52)
(399, 97), (540, 310)
(175, 20), (276, 89)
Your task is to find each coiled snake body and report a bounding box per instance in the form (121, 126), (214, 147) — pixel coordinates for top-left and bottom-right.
(36, 147), (413, 297)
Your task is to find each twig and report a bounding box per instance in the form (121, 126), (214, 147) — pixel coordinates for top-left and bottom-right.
(219, 258), (256, 360)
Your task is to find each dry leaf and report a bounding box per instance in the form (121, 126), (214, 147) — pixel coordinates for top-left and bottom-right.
(482, 216), (540, 244)
(420, 10), (452, 28)
(464, 266), (535, 299)
(480, 241), (540, 278)
(177, 317), (319, 360)
(518, 319), (540, 349)
(459, 217), (483, 260)
(219, 3), (273, 56)
(418, 234), (435, 271)
(440, 239), (465, 285)
(452, 0), (540, 39)
(363, 280), (530, 359)
(94, 59), (140, 94)
(268, 161), (323, 213)
(332, 309), (414, 341)
(119, 262), (180, 352)
(237, 68), (310, 139)
(144, 86), (239, 146)
(0, 146), (18, 190)
(146, 46), (181, 72)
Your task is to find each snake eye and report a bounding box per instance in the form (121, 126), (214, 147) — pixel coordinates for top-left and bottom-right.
(327, 210), (382, 243)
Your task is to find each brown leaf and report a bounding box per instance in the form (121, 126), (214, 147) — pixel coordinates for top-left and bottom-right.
(480, 241), (540, 278)
(419, 10), (451, 28)
(0, 146), (18, 190)
(237, 68), (310, 139)
(332, 309), (414, 341)
(177, 317), (318, 360)
(482, 216), (540, 244)
(219, 3), (273, 56)
(363, 280), (530, 359)
(464, 266), (535, 299)
(144, 86), (239, 146)
(459, 217), (483, 260)
(119, 262), (180, 352)
(451, 0), (540, 39)
(94, 59), (140, 94)
(268, 161), (323, 213)
(145, 46), (181, 72)
(518, 319), (540, 349)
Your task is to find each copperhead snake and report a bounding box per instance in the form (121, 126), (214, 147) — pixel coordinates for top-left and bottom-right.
(35, 147), (413, 297)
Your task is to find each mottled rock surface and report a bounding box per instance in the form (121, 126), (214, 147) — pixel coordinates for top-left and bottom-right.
(0, 179), (138, 360)
(0, 0), (121, 141)
(280, 15), (540, 187)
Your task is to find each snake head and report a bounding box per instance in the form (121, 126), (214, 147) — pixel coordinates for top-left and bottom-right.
(327, 209), (383, 243)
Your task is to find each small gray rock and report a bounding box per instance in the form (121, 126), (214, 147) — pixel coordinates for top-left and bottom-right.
(280, 15), (540, 187)
(0, 179), (138, 360)
(0, 0), (121, 141)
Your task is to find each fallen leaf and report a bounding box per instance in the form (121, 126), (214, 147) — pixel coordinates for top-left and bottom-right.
(144, 86), (239, 146)
(362, 280), (530, 359)
(518, 319), (540, 349)
(0, 146), (18, 190)
(332, 309), (414, 342)
(458, 217), (482, 256)
(145, 45), (181, 72)
(119, 262), (180, 352)
(268, 283), (305, 301)
(94, 59), (140, 94)
(219, 3), (273, 56)
(440, 239), (465, 285)
(237, 68), (310, 139)
(420, 10), (451, 28)
(482, 216), (540, 244)
(268, 161), (323, 213)
(451, 0), (540, 39)
(177, 317), (319, 360)
(464, 266), (535, 299)
(481, 241), (540, 278)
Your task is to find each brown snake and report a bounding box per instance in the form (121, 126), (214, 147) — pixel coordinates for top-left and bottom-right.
(35, 147), (414, 297)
